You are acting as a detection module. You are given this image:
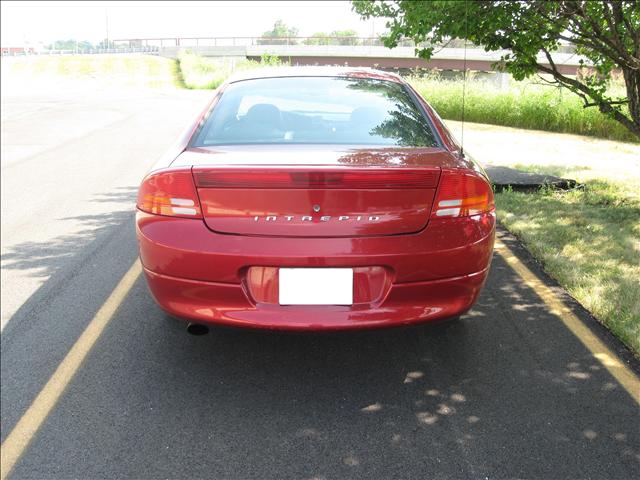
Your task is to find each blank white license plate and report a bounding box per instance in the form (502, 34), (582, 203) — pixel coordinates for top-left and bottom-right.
(279, 268), (353, 305)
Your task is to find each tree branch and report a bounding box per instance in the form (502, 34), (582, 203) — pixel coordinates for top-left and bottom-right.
(537, 55), (640, 136)
(601, 1), (623, 50)
(610, 0), (637, 42)
(583, 100), (630, 107)
(556, 24), (632, 69)
(569, 2), (640, 69)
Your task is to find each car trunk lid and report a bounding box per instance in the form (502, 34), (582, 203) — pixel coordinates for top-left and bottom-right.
(175, 147), (464, 237)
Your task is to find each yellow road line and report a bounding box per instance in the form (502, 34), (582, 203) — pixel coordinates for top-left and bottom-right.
(2, 242), (639, 478)
(494, 239), (640, 405)
(0, 260), (141, 480)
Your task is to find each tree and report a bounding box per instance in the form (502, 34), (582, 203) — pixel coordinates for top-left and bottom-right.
(353, 0), (640, 139)
(48, 39), (93, 51)
(304, 32), (332, 45)
(96, 39), (111, 49)
(258, 20), (299, 45)
(331, 29), (360, 46)
(304, 30), (360, 46)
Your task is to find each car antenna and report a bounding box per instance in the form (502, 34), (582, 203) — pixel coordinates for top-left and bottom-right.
(460, 0), (468, 158)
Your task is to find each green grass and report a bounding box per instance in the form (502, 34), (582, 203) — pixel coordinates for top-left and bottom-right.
(177, 51), (238, 89)
(176, 51), (285, 90)
(3, 54), (180, 88)
(174, 52), (637, 143)
(496, 176), (640, 355)
(410, 76), (637, 143)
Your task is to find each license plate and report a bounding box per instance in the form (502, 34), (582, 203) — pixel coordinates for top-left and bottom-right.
(279, 268), (353, 305)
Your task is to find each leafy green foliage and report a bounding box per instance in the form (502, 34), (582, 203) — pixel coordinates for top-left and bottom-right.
(258, 20), (299, 45)
(304, 30), (360, 45)
(177, 51), (287, 89)
(260, 52), (284, 66)
(47, 39), (94, 51)
(331, 29), (360, 46)
(304, 33), (332, 46)
(353, 0), (640, 139)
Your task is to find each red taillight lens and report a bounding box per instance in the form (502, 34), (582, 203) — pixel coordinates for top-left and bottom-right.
(193, 168), (440, 189)
(137, 168), (202, 218)
(431, 170), (494, 218)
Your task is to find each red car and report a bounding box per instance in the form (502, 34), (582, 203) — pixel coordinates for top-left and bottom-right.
(136, 67), (495, 333)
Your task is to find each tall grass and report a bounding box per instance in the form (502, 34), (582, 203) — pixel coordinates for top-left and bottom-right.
(410, 75), (636, 143)
(177, 51), (285, 90)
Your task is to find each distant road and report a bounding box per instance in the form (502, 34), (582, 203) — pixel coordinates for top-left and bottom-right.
(0, 79), (211, 330)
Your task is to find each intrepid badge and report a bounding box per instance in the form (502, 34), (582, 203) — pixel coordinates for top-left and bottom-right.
(253, 215), (381, 222)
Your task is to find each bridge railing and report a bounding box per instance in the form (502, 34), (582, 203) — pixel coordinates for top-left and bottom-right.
(112, 36), (473, 49)
(112, 36), (575, 53)
(1, 46), (160, 57)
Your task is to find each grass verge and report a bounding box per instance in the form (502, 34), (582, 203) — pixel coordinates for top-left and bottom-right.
(495, 175), (640, 355)
(177, 51), (284, 89)
(409, 77), (636, 143)
(2, 54), (180, 88)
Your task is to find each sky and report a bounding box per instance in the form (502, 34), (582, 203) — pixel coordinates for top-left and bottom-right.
(1, 0), (387, 46)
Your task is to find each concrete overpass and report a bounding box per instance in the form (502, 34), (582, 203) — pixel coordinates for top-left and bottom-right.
(114, 37), (584, 75)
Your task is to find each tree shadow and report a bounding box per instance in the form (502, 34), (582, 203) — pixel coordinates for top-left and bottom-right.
(2, 184), (638, 479)
(11, 253), (640, 479)
(496, 185), (640, 350)
(1, 186), (138, 279)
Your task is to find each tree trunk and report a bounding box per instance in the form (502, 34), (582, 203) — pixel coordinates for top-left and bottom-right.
(623, 68), (640, 134)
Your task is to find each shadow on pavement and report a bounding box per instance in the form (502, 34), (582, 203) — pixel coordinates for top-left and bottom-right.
(8, 252), (640, 479)
(1, 189), (140, 444)
(1, 187), (137, 279)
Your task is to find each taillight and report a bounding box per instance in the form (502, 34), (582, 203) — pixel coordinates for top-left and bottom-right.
(432, 170), (494, 218)
(137, 168), (202, 218)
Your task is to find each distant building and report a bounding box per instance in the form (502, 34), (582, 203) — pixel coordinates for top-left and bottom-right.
(1, 46), (36, 56)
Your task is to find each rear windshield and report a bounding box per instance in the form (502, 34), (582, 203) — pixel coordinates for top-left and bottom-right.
(192, 76), (439, 147)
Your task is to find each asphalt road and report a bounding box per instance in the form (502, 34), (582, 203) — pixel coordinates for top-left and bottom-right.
(1, 82), (639, 480)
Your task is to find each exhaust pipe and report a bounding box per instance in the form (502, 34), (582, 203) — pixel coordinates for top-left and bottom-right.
(186, 322), (209, 336)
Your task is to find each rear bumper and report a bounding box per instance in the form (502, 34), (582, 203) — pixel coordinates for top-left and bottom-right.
(143, 266), (489, 331)
(136, 211), (495, 330)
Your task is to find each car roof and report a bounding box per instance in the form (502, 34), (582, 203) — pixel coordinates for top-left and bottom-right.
(226, 66), (404, 84)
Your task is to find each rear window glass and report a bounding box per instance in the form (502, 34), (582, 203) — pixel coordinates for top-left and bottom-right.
(192, 76), (439, 147)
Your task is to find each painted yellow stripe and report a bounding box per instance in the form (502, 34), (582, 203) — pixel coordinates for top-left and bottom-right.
(0, 260), (142, 480)
(2, 242), (638, 478)
(495, 239), (640, 405)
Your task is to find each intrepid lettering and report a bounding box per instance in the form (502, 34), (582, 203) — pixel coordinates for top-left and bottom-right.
(253, 215), (381, 222)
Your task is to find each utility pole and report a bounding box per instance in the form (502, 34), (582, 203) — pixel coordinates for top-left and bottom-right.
(105, 8), (109, 50)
